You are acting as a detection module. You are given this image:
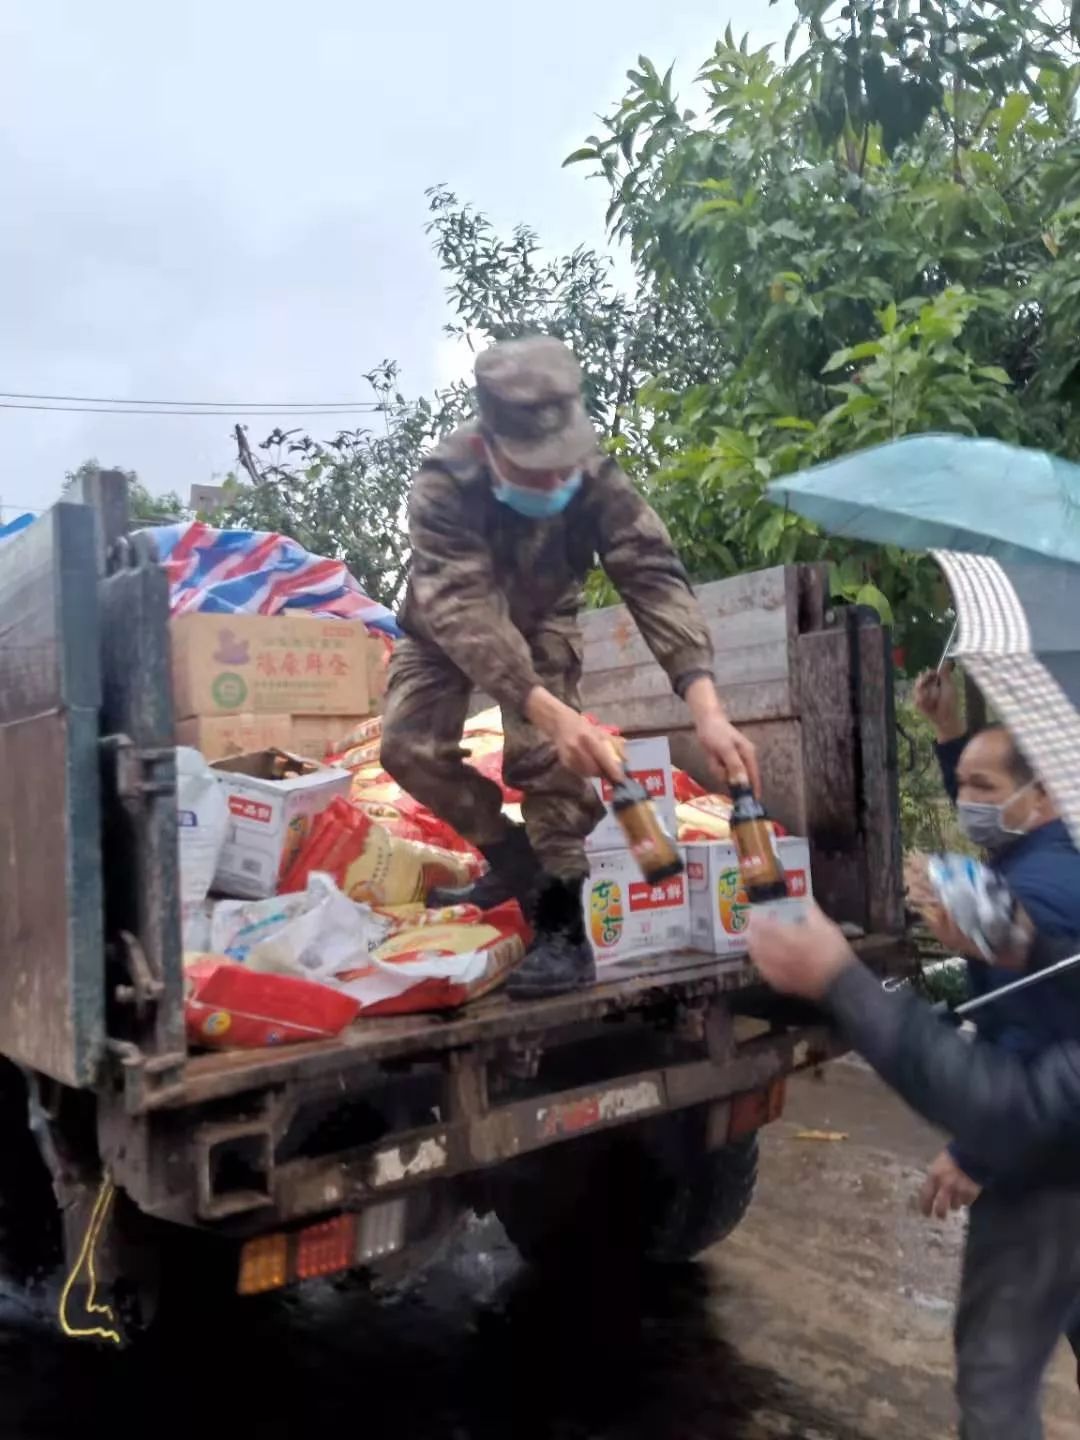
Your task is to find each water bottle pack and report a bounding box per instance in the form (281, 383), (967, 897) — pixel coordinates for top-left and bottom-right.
(926, 854), (1026, 962)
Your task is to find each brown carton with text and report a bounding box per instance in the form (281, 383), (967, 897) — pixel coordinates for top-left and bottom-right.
(289, 715), (364, 760)
(171, 614), (371, 720)
(176, 714), (293, 761)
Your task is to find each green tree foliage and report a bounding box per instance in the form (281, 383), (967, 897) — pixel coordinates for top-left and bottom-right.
(195, 0), (1080, 661)
(215, 365), (469, 609)
(425, 183), (725, 468)
(896, 694), (969, 852)
(564, 0), (1080, 663)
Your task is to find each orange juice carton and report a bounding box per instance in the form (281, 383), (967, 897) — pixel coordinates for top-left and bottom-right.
(684, 838), (812, 956)
(584, 847), (690, 964)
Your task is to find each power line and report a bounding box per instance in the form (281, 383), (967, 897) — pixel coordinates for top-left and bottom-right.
(0, 388), (386, 410)
(0, 401), (392, 416)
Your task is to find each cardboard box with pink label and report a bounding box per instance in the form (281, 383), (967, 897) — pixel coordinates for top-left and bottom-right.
(685, 838), (812, 956)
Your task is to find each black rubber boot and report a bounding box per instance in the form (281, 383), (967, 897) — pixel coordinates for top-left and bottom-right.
(426, 825), (542, 910)
(507, 874), (596, 1001)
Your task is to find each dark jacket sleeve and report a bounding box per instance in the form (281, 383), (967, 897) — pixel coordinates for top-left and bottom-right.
(406, 466), (543, 709)
(934, 734), (968, 805)
(947, 1141), (993, 1187)
(824, 961), (1080, 1181)
(590, 467), (715, 698)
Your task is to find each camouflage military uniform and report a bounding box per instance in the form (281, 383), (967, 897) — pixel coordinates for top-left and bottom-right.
(381, 423), (715, 879)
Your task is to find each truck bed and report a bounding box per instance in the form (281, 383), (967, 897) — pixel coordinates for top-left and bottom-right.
(157, 936), (903, 1111)
(1, 507), (907, 1123)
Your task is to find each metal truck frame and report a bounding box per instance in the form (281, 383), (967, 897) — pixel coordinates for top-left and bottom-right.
(0, 472), (908, 1339)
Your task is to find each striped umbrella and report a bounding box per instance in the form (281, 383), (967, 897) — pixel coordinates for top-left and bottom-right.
(932, 550), (1080, 850)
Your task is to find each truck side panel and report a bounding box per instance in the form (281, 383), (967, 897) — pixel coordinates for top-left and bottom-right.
(95, 534), (186, 1073)
(799, 613), (904, 936)
(0, 504), (105, 1086)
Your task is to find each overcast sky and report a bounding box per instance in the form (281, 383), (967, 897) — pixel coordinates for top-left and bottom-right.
(1, 0), (791, 516)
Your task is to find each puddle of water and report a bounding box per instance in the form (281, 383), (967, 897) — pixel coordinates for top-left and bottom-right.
(0, 1221), (867, 1440)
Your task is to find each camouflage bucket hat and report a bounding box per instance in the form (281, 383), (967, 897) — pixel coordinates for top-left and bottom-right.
(474, 336), (598, 470)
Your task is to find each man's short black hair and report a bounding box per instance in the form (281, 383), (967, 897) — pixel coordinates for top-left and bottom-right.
(978, 722), (1036, 787)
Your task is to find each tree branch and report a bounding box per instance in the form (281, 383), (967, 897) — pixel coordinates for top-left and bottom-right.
(234, 424), (264, 486)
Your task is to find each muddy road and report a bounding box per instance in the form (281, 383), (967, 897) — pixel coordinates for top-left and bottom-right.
(1, 1060), (1075, 1439)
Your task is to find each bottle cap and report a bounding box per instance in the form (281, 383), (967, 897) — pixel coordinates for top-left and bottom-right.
(610, 777), (648, 811)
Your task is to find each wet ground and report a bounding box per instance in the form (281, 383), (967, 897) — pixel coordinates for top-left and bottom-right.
(1, 1060), (1076, 1439)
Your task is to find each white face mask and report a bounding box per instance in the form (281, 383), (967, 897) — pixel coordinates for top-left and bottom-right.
(956, 781), (1036, 852)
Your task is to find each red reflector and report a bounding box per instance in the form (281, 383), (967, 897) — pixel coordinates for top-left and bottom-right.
(295, 1215), (356, 1281)
(729, 1078), (786, 1141)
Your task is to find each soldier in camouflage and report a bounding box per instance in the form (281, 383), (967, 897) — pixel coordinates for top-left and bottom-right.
(381, 336), (758, 999)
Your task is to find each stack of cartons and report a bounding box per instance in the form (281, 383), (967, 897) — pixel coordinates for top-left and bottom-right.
(580, 733), (816, 966)
(583, 737), (691, 966)
(171, 614), (383, 761)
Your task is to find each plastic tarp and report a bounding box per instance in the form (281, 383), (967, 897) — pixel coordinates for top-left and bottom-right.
(148, 520), (402, 636)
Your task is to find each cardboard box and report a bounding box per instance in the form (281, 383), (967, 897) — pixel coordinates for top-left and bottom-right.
(211, 750), (353, 899)
(584, 847), (691, 965)
(586, 736), (677, 854)
(177, 713), (293, 762)
(288, 714), (369, 760)
(367, 637), (389, 714)
(685, 838), (812, 956)
(171, 614), (373, 720)
(177, 713), (370, 763)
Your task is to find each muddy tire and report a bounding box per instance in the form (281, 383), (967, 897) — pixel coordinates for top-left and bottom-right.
(646, 1132), (758, 1261)
(109, 1207), (240, 1342)
(0, 1065), (61, 1285)
(493, 1114), (759, 1270)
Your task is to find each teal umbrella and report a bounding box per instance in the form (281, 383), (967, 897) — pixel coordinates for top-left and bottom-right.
(768, 434), (1080, 566)
(768, 434), (1080, 848)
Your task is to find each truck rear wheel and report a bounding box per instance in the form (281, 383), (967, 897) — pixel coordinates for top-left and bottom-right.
(492, 1112), (759, 1270)
(107, 1207), (241, 1343)
(0, 1064), (61, 1285)
(647, 1131), (758, 1261)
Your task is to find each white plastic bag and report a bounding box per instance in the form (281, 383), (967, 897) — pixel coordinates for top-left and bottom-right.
(209, 873), (389, 985)
(176, 746), (228, 951)
(335, 944), (495, 1007)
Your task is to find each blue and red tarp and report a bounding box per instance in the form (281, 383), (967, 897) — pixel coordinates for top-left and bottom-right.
(148, 522), (402, 638)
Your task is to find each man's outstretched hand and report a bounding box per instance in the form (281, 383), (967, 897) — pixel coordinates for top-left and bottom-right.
(747, 902), (855, 1000)
(920, 1149), (982, 1219)
(683, 676), (761, 793)
(695, 708), (762, 794)
(524, 687), (624, 782)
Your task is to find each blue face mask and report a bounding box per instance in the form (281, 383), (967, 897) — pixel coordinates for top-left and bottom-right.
(489, 453), (583, 520)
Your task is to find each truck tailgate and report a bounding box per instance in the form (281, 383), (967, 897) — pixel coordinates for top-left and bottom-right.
(166, 950), (748, 1108)
(155, 936), (904, 1111)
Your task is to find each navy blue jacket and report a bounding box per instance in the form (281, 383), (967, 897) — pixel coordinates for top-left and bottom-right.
(936, 735), (1080, 1180)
